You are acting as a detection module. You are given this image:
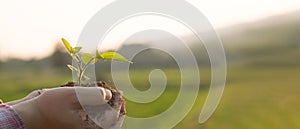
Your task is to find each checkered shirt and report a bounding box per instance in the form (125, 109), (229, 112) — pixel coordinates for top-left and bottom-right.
(0, 100), (26, 129)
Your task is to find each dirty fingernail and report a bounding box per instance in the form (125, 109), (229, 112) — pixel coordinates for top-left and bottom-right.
(105, 89), (112, 100)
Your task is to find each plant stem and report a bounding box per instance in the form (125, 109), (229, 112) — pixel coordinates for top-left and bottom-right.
(82, 57), (96, 72)
(76, 57), (96, 86)
(72, 54), (83, 85)
(77, 69), (83, 85)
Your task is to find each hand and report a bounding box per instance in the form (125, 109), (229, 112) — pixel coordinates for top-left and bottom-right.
(11, 87), (125, 129)
(6, 89), (46, 106)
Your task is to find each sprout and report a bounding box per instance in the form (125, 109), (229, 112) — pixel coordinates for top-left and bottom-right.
(61, 38), (132, 85)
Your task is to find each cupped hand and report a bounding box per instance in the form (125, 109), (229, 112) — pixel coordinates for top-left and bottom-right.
(12, 87), (125, 129)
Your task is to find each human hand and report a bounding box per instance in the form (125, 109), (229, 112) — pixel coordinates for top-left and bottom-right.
(6, 88), (46, 106)
(11, 87), (125, 129)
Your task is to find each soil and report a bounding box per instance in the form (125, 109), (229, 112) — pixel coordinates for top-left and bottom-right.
(61, 81), (126, 129)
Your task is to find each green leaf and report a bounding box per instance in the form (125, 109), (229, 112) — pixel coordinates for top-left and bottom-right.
(100, 52), (132, 63)
(73, 47), (82, 54)
(82, 53), (94, 64)
(95, 50), (102, 59)
(61, 38), (73, 53)
(67, 64), (78, 71)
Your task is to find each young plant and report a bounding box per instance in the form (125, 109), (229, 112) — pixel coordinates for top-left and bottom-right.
(61, 38), (132, 85)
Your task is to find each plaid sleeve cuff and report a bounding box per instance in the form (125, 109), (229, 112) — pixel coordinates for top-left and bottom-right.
(0, 103), (26, 129)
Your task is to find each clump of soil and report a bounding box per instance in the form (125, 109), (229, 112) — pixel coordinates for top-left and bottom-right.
(61, 81), (126, 129)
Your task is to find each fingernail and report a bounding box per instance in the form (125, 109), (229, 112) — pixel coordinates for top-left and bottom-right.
(105, 89), (112, 100)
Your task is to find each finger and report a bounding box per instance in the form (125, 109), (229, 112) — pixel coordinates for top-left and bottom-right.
(117, 115), (125, 124)
(36, 87), (112, 110)
(37, 89), (48, 95)
(5, 89), (48, 106)
(110, 115), (125, 129)
(104, 88), (112, 100)
(120, 100), (126, 115)
(24, 89), (48, 100)
(74, 87), (112, 107)
(110, 90), (124, 112)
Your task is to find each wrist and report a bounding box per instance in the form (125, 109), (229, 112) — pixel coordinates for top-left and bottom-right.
(12, 100), (43, 129)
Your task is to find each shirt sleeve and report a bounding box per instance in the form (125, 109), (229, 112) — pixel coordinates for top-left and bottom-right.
(0, 101), (26, 129)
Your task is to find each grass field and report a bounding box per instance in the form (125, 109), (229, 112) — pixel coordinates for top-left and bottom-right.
(197, 66), (300, 129)
(0, 66), (299, 129)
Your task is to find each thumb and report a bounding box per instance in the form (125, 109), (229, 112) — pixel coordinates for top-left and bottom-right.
(74, 87), (112, 107)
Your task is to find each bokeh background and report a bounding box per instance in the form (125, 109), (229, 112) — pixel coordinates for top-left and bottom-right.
(0, 0), (300, 129)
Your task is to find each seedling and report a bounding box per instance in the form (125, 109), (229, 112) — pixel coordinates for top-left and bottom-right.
(61, 38), (132, 85)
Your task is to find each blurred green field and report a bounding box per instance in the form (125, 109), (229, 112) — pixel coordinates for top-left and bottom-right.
(198, 66), (300, 129)
(0, 66), (299, 129)
(0, 70), (71, 101)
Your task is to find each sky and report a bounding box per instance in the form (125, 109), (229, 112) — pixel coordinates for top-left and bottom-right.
(0, 0), (300, 60)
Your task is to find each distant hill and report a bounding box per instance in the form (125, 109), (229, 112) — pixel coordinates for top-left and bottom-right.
(117, 10), (300, 67)
(216, 10), (300, 66)
(1, 10), (299, 71)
